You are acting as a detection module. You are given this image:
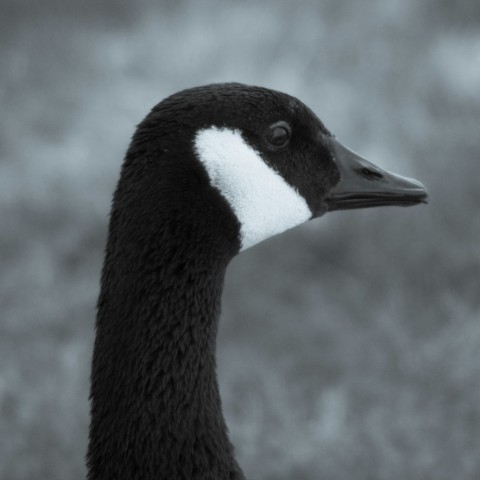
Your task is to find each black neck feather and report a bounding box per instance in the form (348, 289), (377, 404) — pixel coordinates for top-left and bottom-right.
(87, 139), (243, 480)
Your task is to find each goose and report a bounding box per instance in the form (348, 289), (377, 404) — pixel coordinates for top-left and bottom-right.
(86, 82), (427, 480)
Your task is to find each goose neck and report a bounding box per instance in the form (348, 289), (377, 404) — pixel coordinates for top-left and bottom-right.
(87, 222), (242, 479)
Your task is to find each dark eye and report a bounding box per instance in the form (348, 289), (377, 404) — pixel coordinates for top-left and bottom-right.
(266, 122), (291, 148)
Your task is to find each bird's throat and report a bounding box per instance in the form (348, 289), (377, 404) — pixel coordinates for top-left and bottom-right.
(87, 195), (243, 480)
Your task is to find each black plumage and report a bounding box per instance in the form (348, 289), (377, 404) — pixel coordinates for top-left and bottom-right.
(87, 83), (427, 480)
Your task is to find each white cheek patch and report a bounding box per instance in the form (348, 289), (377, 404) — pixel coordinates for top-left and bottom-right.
(194, 127), (312, 250)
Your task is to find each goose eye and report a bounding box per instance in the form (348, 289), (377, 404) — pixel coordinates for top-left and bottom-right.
(266, 122), (291, 148)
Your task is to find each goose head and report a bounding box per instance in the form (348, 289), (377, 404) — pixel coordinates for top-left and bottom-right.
(88, 83), (428, 480)
(128, 82), (427, 255)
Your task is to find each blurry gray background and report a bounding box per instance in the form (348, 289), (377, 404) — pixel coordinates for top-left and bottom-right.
(1, 0), (479, 479)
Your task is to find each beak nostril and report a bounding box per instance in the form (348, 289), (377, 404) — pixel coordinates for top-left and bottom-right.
(357, 167), (384, 181)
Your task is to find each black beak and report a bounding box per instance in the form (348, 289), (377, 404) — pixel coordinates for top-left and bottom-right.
(325, 138), (428, 211)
